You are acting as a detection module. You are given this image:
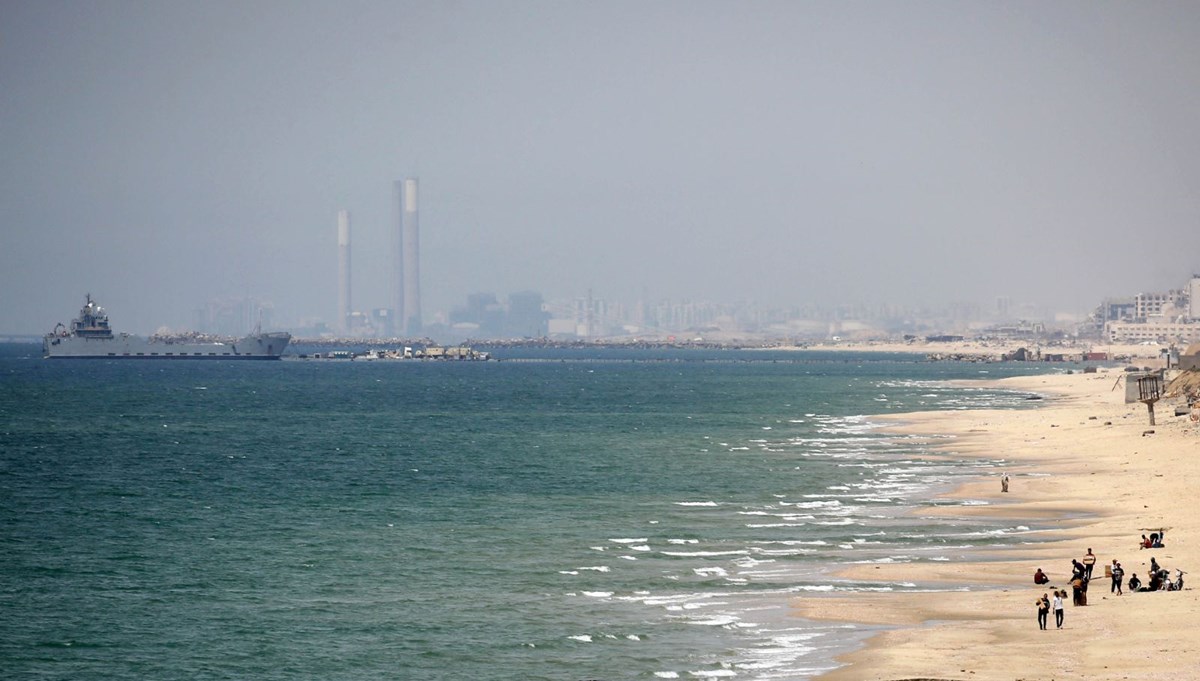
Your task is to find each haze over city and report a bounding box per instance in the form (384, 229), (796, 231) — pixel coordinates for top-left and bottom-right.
(3, 1), (1200, 336)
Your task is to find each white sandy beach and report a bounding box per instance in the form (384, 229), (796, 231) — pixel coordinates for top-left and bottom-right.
(778, 340), (1171, 362)
(792, 367), (1200, 680)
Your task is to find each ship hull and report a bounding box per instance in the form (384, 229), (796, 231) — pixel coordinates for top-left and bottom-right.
(43, 332), (291, 359)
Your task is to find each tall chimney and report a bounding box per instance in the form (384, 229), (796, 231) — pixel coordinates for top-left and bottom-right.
(391, 181), (404, 334)
(337, 210), (351, 333)
(401, 177), (421, 334)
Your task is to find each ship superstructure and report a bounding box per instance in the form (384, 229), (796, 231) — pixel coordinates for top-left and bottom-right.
(44, 295), (291, 359)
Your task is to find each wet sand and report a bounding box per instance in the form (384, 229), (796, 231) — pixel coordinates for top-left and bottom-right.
(793, 369), (1200, 680)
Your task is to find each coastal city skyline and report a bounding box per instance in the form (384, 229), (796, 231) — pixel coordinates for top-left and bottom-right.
(4, 3), (1200, 336)
(176, 268), (1200, 346)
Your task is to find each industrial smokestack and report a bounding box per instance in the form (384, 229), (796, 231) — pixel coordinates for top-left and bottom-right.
(391, 181), (403, 336)
(402, 178), (420, 334)
(337, 210), (351, 333)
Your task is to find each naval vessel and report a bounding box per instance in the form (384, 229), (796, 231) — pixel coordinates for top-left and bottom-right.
(43, 295), (291, 359)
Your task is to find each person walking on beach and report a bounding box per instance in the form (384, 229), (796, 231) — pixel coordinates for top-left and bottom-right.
(1053, 590), (1065, 628)
(1111, 560), (1125, 595)
(1037, 594), (1050, 630)
(1001, 473), (1010, 493)
(1082, 548), (1097, 580)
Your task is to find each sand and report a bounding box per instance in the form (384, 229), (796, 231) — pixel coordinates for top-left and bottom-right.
(775, 340), (1170, 361)
(792, 368), (1200, 680)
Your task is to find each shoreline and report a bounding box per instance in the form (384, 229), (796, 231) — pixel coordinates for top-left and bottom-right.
(793, 368), (1200, 680)
(772, 340), (1170, 363)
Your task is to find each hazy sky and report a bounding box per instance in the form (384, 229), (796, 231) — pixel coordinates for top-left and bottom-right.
(4, 1), (1200, 333)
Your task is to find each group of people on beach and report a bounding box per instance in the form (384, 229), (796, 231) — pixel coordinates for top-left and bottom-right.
(1035, 590), (1065, 630)
(1130, 555), (1185, 592)
(1070, 549), (1096, 606)
(1033, 549), (1095, 629)
(1033, 537), (1186, 630)
(1130, 532), (1185, 591)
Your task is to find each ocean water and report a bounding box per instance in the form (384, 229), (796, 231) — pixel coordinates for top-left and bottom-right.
(0, 346), (1069, 680)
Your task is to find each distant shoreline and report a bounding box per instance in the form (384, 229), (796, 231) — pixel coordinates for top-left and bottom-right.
(1, 336), (1172, 365)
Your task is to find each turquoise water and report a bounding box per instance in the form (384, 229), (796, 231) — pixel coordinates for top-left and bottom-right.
(0, 347), (1066, 680)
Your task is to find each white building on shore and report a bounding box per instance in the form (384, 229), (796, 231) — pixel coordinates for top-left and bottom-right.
(1104, 275), (1200, 343)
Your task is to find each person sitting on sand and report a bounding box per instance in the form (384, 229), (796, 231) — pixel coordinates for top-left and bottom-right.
(1128, 573), (1142, 591)
(1141, 534), (1152, 550)
(1034, 567), (1049, 585)
(1152, 532), (1164, 548)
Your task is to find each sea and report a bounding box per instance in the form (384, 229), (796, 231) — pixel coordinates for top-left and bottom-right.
(0, 345), (1073, 680)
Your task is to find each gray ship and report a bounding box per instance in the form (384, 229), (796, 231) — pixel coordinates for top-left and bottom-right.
(43, 294), (291, 359)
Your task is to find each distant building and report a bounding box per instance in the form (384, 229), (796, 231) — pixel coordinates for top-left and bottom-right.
(1190, 276), (1200, 320)
(1100, 299), (1137, 322)
(995, 296), (1012, 319)
(1135, 289), (1186, 319)
(450, 292), (504, 337)
(195, 297), (274, 336)
(1097, 275), (1200, 343)
(505, 291), (549, 338)
(1106, 320), (1200, 344)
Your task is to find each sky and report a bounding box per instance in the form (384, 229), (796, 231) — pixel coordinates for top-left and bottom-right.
(3, 1), (1200, 334)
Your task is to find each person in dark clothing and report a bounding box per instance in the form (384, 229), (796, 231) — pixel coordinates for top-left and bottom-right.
(1071, 576), (1089, 605)
(1148, 571), (1163, 591)
(1037, 594), (1050, 630)
(1111, 560), (1125, 595)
